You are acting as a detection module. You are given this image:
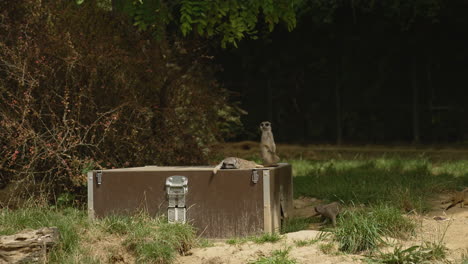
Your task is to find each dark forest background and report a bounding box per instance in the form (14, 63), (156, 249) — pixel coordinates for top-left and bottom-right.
(217, 0), (468, 144)
(1, 0), (468, 203)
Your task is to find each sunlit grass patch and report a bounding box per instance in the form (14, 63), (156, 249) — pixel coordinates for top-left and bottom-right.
(367, 242), (448, 264)
(333, 204), (416, 254)
(0, 207), (88, 263)
(290, 157), (465, 212)
(121, 216), (196, 263)
(249, 247), (297, 264)
(294, 239), (319, 247)
(318, 242), (336, 254)
(252, 232), (282, 244)
(1, 207), (196, 264)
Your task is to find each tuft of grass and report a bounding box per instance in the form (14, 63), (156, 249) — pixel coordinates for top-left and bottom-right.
(318, 242), (335, 254)
(226, 237), (250, 245)
(369, 204), (417, 239)
(249, 248), (297, 264)
(333, 209), (383, 253)
(121, 215), (196, 264)
(368, 242), (448, 264)
(333, 204), (416, 254)
(294, 239), (318, 247)
(101, 214), (132, 235)
(252, 232), (282, 244)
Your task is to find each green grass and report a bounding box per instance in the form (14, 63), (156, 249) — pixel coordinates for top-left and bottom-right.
(226, 237), (249, 245)
(333, 204), (416, 254)
(0, 207), (196, 264)
(197, 238), (215, 248)
(281, 217), (320, 234)
(252, 232), (282, 244)
(333, 209), (383, 253)
(369, 204), (417, 239)
(318, 242), (336, 254)
(0, 207), (88, 263)
(249, 248), (297, 264)
(366, 242), (448, 264)
(226, 232), (283, 245)
(2, 154), (468, 262)
(294, 239), (318, 247)
(289, 157), (468, 212)
(108, 214), (196, 263)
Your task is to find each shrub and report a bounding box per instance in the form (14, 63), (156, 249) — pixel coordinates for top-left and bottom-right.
(0, 0), (241, 205)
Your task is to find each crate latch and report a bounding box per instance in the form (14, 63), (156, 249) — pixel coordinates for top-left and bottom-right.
(165, 176), (188, 224)
(252, 170), (260, 184)
(96, 171), (103, 185)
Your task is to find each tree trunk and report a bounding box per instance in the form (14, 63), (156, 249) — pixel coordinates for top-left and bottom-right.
(267, 79), (273, 122)
(412, 55), (420, 144)
(335, 62), (343, 145)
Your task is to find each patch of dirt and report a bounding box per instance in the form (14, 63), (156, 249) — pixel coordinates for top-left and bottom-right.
(177, 230), (360, 264)
(177, 197), (468, 264)
(177, 198), (358, 264)
(412, 194), (468, 261)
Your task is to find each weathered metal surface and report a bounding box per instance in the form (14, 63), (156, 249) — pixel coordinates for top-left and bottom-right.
(268, 164), (294, 233)
(90, 166), (277, 238)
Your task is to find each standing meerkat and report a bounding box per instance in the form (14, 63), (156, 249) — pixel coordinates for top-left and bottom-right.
(213, 157), (263, 174)
(312, 202), (341, 227)
(260, 121), (280, 166)
(443, 188), (468, 211)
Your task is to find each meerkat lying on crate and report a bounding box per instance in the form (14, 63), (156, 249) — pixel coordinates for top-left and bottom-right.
(259, 121), (280, 166)
(443, 188), (468, 211)
(311, 202), (341, 227)
(213, 157), (263, 174)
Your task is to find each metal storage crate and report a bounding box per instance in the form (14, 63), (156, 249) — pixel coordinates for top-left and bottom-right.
(87, 163), (293, 238)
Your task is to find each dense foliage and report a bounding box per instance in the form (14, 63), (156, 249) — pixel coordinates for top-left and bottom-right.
(111, 0), (298, 47)
(0, 0), (242, 204)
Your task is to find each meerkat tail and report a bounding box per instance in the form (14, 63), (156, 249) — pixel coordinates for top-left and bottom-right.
(445, 201), (461, 211)
(255, 164), (264, 168)
(213, 161), (224, 174)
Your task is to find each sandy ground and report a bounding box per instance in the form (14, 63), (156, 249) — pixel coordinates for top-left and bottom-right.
(176, 196), (468, 264)
(415, 195), (468, 261)
(177, 230), (360, 264)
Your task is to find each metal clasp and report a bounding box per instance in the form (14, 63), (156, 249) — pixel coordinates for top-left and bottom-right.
(252, 170), (260, 184)
(96, 171), (102, 185)
(166, 176), (188, 223)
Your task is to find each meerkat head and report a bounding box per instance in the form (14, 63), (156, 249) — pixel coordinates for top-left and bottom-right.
(260, 121), (272, 132)
(221, 157), (239, 169)
(314, 206), (321, 213)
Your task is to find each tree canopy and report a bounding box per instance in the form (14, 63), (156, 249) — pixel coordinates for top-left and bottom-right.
(96, 0), (299, 47)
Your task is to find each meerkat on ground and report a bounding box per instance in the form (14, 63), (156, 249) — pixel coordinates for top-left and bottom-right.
(311, 202), (341, 227)
(259, 121), (280, 166)
(212, 157), (263, 174)
(443, 187), (468, 211)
